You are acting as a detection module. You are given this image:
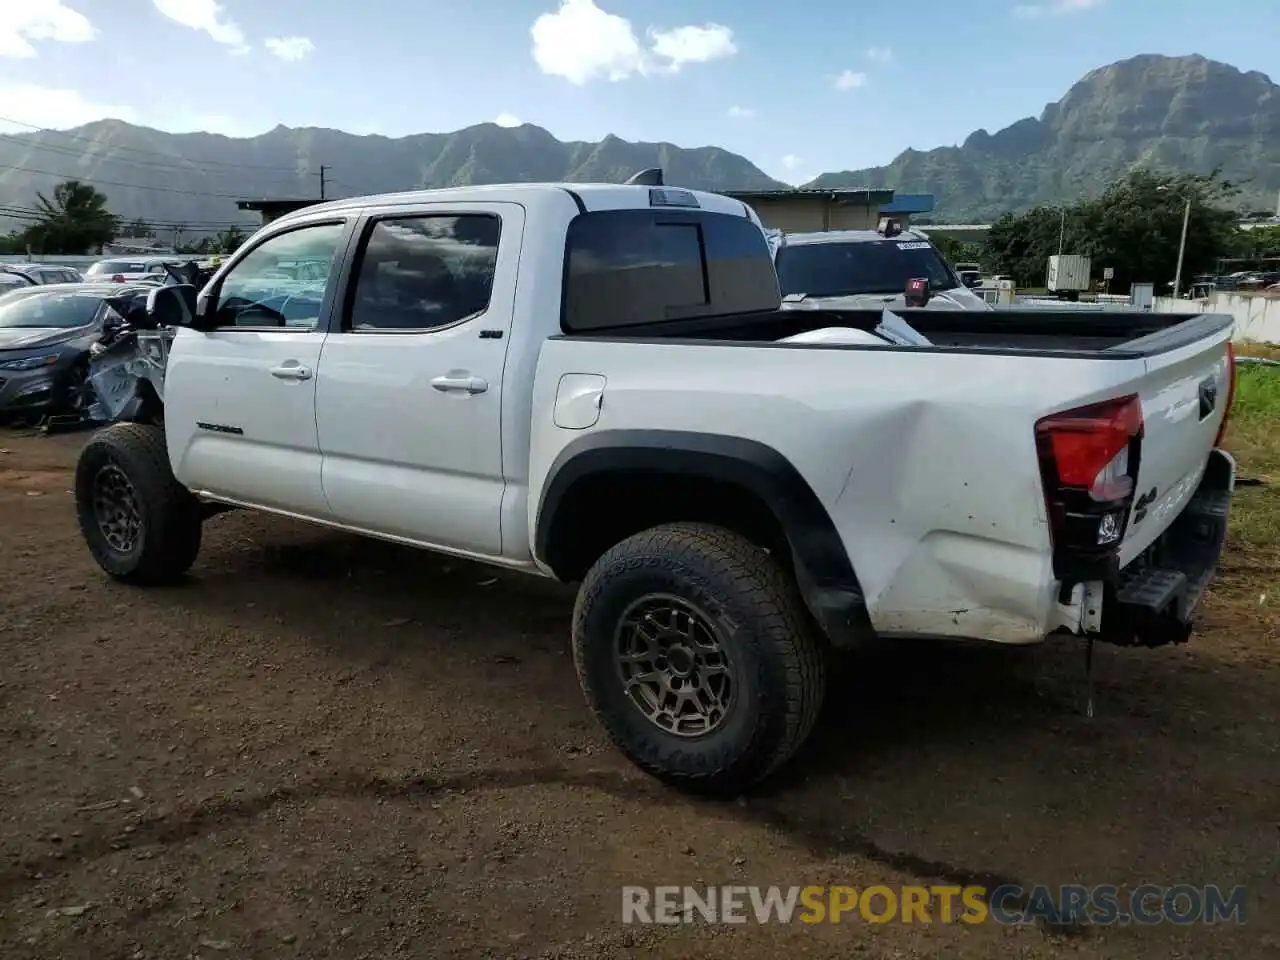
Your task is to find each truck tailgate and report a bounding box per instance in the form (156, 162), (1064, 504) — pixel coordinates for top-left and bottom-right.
(1117, 328), (1233, 565)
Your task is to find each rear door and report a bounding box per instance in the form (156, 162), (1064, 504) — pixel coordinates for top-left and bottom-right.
(1117, 324), (1234, 563)
(313, 202), (521, 555)
(164, 217), (356, 516)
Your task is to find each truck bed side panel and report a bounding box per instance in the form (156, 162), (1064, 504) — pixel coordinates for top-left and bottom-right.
(1117, 328), (1233, 565)
(530, 339), (1153, 643)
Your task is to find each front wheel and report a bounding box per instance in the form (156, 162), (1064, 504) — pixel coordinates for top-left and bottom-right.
(60, 360), (95, 418)
(572, 522), (826, 794)
(75, 423), (203, 584)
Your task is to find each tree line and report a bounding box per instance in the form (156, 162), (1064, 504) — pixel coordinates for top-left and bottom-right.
(2, 172), (1277, 288)
(0, 180), (247, 258)
(940, 169), (1279, 291)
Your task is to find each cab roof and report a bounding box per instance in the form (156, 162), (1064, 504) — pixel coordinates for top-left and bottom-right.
(275, 182), (757, 224)
(779, 228), (932, 247)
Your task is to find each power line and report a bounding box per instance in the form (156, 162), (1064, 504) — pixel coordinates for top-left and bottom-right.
(1, 134), (307, 186)
(0, 161), (272, 199)
(0, 204), (256, 231)
(0, 116), (305, 173)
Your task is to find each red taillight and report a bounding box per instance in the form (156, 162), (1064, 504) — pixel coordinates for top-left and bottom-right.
(1038, 395), (1142, 500)
(1036, 395), (1144, 577)
(1213, 342), (1236, 448)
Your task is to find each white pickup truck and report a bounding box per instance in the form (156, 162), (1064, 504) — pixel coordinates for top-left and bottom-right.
(73, 179), (1237, 793)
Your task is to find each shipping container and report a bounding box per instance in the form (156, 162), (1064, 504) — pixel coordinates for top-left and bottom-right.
(1047, 254), (1091, 295)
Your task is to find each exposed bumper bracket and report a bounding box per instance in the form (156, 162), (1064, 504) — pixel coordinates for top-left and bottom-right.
(1096, 450), (1234, 648)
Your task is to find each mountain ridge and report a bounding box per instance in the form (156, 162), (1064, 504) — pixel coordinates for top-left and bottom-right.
(2, 53), (1278, 231)
(0, 119), (789, 232)
(807, 53), (1280, 220)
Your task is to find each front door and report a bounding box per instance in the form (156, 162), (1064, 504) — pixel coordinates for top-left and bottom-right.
(164, 218), (354, 516)
(314, 202), (522, 556)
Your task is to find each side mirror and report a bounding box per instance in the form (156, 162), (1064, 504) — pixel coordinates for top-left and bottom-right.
(905, 277), (931, 307)
(146, 284), (198, 328)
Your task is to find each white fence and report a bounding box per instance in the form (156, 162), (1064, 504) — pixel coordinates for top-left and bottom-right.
(1013, 292), (1280, 345)
(1154, 292), (1280, 343)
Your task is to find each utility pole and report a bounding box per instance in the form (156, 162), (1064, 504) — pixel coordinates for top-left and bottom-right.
(317, 165), (329, 200)
(1172, 194), (1191, 300)
(1057, 207), (1065, 256)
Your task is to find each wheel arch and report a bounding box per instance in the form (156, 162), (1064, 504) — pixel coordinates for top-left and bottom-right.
(535, 430), (872, 648)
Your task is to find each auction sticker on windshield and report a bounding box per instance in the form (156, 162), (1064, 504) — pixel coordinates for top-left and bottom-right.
(896, 242), (931, 250)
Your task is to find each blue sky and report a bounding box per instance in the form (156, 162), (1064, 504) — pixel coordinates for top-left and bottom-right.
(0, 0), (1276, 184)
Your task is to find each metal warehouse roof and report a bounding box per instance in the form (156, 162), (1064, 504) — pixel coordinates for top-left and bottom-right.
(724, 187), (895, 203)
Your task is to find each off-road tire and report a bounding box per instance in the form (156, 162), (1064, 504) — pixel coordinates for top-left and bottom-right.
(75, 423), (202, 584)
(572, 522), (826, 795)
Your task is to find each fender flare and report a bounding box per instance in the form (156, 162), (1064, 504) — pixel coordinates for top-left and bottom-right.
(535, 429), (871, 648)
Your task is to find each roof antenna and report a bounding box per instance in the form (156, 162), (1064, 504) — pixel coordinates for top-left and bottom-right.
(625, 167), (664, 186)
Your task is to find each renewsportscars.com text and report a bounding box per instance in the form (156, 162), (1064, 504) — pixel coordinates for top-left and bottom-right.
(621, 884), (1246, 926)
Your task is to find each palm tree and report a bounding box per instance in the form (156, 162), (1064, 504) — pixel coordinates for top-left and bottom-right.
(24, 180), (119, 254)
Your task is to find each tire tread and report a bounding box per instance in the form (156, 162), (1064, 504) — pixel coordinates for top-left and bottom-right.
(572, 521), (826, 793)
(75, 423), (202, 584)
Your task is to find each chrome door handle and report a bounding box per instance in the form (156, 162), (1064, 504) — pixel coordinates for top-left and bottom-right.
(270, 364), (312, 381)
(431, 374), (488, 394)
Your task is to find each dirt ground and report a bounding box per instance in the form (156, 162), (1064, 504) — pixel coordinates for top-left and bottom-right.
(0, 427), (1277, 960)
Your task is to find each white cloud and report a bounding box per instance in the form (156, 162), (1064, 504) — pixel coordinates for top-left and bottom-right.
(833, 69), (868, 91)
(648, 23), (736, 69)
(0, 1), (95, 58)
(865, 46), (893, 63)
(0, 84), (136, 132)
(494, 112), (524, 127)
(151, 0), (248, 53)
(781, 154), (802, 172)
(1014, 0), (1102, 17)
(264, 36), (314, 62)
(726, 105), (755, 119)
(530, 0), (736, 85)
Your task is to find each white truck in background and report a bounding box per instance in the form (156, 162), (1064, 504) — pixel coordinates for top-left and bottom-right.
(769, 224), (993, 312)
(1048, 254), (1093, 301)
(73, 178), (1237, 794)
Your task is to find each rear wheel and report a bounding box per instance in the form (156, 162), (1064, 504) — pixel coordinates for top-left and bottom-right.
(572, 522), (826, 794)
(75, 423), (202, 583)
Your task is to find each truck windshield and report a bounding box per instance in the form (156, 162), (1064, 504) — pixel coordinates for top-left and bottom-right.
(775, 240), (958, 298)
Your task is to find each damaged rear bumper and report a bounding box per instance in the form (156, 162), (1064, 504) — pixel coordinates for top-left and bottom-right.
(1096, 448), (1235, 648)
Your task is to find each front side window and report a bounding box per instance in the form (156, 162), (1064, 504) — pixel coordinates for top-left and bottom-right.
(346, 214), (500, 332)
(211, 222), (346, 330)
(775, 239), (959, 298)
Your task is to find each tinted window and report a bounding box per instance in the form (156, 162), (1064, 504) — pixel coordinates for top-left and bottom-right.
(775, 239), (958, 298)
(562, 209), (778, 332)
(212, 222), (346, 330)
(0, 292), (103, 328)
(347, 214), (499, 332)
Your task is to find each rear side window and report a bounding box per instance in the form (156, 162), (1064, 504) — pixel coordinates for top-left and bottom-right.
(346, 214), (500, 332)
(562, 210), (779, 332)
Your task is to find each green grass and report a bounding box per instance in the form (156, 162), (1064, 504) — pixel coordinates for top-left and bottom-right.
(1218, 358), (1280, 596)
